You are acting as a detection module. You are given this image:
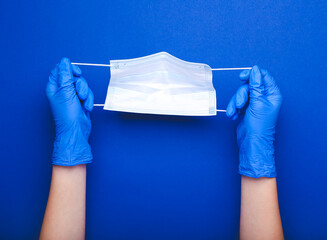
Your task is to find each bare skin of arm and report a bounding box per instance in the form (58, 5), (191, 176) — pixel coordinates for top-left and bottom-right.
(240, 176), (284, 240)
(40, 165), (86, 240)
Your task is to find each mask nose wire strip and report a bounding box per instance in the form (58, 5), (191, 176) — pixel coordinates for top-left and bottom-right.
(72, 63), (250, 113)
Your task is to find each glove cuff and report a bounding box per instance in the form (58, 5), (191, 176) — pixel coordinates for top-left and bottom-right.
(52, 129), (93, 166)
(238, 134), (276, 178)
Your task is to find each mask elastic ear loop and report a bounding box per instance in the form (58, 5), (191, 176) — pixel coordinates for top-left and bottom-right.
(72, 62), (112, 67)
(71, 62), (252, 113)
(211, 67), (252, 71)
(72, 62), (251, 71)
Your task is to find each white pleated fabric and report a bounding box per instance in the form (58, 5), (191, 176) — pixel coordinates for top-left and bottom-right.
(104, 52), (216, 116)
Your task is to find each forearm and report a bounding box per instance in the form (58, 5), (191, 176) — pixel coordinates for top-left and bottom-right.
(240, 176), (283, 240)
(40, 165), (86, 240)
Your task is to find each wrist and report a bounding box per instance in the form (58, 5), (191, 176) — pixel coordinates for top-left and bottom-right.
(52, 129), (92, 166)
(238, 134), (276, 178)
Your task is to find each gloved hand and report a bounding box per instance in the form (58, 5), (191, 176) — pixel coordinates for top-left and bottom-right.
(226, 66), (282, 178)
(46, 58), (94, 166)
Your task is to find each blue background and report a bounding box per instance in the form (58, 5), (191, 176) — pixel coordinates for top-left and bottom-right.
(1, 0), (326, 239)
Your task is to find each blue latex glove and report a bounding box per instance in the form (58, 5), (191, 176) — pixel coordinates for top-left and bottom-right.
(46, 58), (94, 166)
(226, 66), (282, 178)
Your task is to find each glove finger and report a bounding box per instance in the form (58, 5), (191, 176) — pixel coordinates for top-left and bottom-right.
(261, 69), (274, 88)
(72, 64), (82, 77)
(49, 64), (59, 84)
(58, 57), (76, 87)
(226, 94), (237, 118)
(75, 77), (89, 100)
(235, 84), (249, 109)
(46, 64), (59, 97)
(232, 112), (239, 120)
(261, 69), (280, 95)
(239, 69), (251, 81)
(83, 88), (94, 112)
(249, 65), (264, 98)
(260, 68), (268, 76)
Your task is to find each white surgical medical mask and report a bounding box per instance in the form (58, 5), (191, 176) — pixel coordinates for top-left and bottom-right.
(72, 52), (251, 116)
(105, 52), (216, 116)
